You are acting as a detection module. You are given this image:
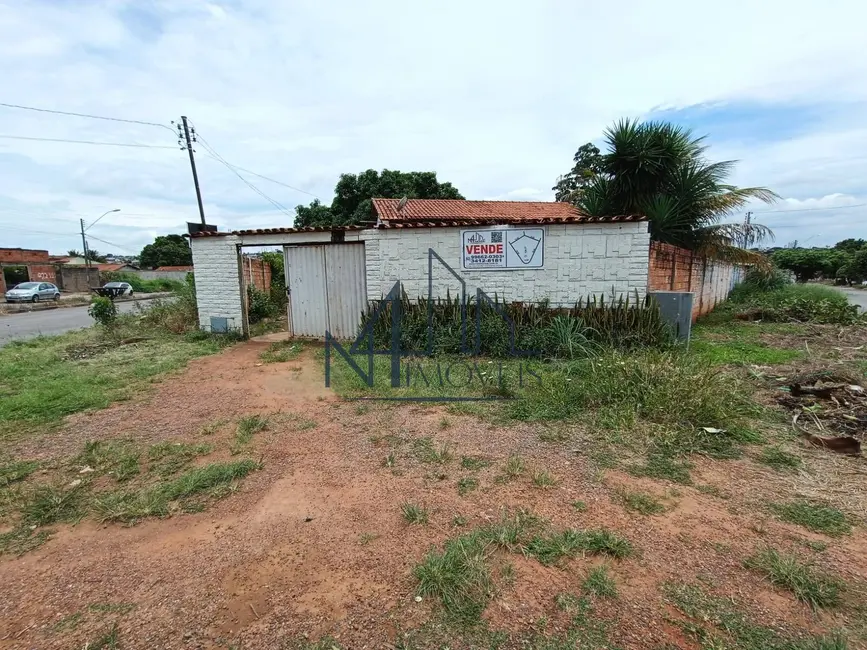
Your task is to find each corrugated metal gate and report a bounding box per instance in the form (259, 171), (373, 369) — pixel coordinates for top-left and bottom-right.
(284, 244), (366, 339)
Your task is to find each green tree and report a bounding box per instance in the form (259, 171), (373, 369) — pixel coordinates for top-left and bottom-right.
(566, 120), (778, 262)
(139, 235), (192, 269)
(771, 248), (846, 282)
(293, 170), (463, 228)
(293, 199), (334, 228)
(833, 238), (867, 254)
(552, 143), (604, 203)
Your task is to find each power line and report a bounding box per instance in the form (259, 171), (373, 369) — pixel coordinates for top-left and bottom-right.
(0, 102), (176, 133)
(85, 234), (139, 254)
(0, 134), (177, 149)
(193, 131), (295, 218)
(754, 202), (867, 214)
(201, 154), (321, 200)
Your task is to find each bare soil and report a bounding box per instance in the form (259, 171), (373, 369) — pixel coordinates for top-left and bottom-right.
(1, 337), (865, 649)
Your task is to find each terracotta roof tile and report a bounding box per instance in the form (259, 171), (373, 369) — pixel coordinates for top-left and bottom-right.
(155, 266), (194, 272)
(372, 199), (644, 225)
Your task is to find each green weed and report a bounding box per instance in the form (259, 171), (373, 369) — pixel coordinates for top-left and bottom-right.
(744, 548), (843, 609)
(628, 454), (693, 484)
(532, 470), (557, 489)
(21, 483), (87, 526)
(401, 502), (429, 525)
(571, 500), (587, 512)
(502, 454), (525, 480)
(525, 528), (632, 565)
(618, 490), (665, 515)
(769, 501), (851, 537)
(758, 447), (802, 471)
(457, 477), (479, 496)
(148, 441), (212, 476)
(93, 460), (260, 523)
(582, 565), (617, 598)
(412, 437), (453, 464)
(460, 456), (491, 470)
(0, 460), (38, 486)
(664, 582), (848, 650)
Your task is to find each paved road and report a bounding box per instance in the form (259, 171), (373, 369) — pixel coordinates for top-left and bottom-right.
(833, 286), (867, 311)
(0, 298), (164, 346)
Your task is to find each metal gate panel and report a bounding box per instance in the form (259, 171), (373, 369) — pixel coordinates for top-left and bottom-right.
(324, 244), (367, 339)
(285, 245), (328, 337)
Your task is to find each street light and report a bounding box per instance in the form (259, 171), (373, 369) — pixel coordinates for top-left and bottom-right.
(85, 208), (120, 232)
(81, 209), (120, 271)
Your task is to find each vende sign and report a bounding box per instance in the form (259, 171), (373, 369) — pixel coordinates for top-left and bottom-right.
(461, 228), (544, 270)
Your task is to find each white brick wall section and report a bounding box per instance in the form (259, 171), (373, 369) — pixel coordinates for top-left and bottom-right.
(190, 235), (245, 333)
(365, 222), (650, 306)
(190, 222), (652, 337)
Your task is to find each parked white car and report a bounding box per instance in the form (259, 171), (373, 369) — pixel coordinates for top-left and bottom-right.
(5, 282), (61, 303)
(102, 281), (134, 296)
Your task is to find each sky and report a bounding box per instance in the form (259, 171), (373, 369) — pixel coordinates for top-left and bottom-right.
(1, 0), (865, 257)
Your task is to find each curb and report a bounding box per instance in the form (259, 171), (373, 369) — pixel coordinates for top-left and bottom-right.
(0, 292), (172, 316)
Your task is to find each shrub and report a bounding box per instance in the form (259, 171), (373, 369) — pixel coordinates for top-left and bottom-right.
(726, 282), (859, 325)
(359, 291), (672, 358)
(88, 296), (117, 327)
(139, 275), (199, 334)
(247, 286), (279, 324)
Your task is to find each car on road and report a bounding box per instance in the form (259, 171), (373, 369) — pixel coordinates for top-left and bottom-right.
(102, 281), (134, 297)
(5, 281), (61, 303)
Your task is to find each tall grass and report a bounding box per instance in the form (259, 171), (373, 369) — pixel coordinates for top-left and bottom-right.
(102, 271), (185, 294)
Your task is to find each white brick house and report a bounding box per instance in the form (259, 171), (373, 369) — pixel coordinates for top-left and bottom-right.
(189, 199), (650, 337)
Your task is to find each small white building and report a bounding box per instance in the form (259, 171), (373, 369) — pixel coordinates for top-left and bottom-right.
(189, 199), (650, 338)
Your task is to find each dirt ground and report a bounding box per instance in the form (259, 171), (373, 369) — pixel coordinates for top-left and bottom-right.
(1, 336), (865, 649)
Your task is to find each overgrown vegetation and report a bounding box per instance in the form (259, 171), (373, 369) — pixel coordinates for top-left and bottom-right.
(716, 268), (860, 324)
(88, 296), (117, 328)
(361, 292), (672, 357)
(102, 270), (185, 293)
(744, 548), (843, 609)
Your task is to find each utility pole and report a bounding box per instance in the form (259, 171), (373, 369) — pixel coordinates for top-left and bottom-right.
(742, 211), (752, 248)
(178, 116), (206, 225)
(80, 218), (91, 271)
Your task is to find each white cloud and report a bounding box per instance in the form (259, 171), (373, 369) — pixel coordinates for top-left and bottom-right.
(1, 0), (865, 254)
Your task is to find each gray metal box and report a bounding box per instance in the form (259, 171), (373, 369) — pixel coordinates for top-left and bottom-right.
(649, 291), (694, 343)
(210, 316), (229, 333)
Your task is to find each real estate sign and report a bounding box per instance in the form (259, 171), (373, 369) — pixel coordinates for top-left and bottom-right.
(460, 228), (544, 270)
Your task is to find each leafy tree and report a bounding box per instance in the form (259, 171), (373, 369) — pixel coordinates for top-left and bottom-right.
(833, 238), (867, 254)
(294, 199), (334, 228)
(563, 119), (778, 262)
(293, 170), (463, 228)
(139, 234), (192, 269)
(552, 143), (604, 202)
(771, 248), (847, 282)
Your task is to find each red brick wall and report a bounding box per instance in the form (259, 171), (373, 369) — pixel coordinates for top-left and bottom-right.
(0, 248), (49, 264)
(648, 242), (742, 321)
(241, 256), (272, 293)
(0, 248), (56, 294)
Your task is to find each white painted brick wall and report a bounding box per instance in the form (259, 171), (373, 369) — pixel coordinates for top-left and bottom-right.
(190, 221), (651, 335)
(364, 223), (650, 306)
(190, 234), (246, 333)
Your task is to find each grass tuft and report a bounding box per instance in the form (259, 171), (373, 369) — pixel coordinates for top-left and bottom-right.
(460, 456), (491, 471)
(744, 548), (843, 609)
(628, 454), (693, 485)
(21, 483), (87, 526)
(457, 477), (479, 496)
(582, 565), (617, 598)
(758, 447), (802, 471)
(93, 460), (259, 523)
(532, 469), (558, 489)
(526, 528), (632, 565)
(0, 460), (39, 486)
(401, 502), (430, 525)
(412, 437), (453, 464)
(769, 500), (851, 537)
(618, 489), (665, 515)
(502, 454), (525, 480)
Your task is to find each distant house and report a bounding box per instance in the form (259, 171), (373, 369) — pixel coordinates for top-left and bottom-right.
(94, 263), (138, 273)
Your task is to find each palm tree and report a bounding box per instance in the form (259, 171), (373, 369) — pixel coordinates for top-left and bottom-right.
(575, 119), (778, 263)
